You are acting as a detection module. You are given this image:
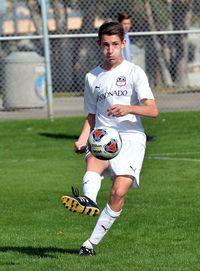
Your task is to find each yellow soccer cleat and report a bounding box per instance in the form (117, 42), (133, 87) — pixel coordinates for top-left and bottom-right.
(61, 187), (100, 217)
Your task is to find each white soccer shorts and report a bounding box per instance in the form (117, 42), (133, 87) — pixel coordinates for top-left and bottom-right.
(86, 133), (146, 188)
(107, 133), (146, 187)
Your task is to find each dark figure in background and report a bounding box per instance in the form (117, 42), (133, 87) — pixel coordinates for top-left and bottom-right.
(117, 11), (157, 142)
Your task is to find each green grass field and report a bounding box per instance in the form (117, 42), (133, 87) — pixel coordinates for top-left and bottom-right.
(0, 112), (200, 271)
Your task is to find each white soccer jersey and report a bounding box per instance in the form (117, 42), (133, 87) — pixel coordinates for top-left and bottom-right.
(84, 60), (154, 134)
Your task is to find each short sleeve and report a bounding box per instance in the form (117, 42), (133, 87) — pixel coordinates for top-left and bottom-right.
(133, 66), (154, 101)
(84, 73), (97, 114)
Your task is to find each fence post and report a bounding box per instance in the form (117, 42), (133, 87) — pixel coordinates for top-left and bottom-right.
(40, 0), (53, 121)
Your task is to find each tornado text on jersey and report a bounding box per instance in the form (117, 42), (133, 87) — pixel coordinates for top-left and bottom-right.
(97, 90), (128, 102)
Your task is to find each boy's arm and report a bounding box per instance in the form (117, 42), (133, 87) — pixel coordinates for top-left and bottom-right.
(107, 99), (159, 118)
(74, 113), (96, 153)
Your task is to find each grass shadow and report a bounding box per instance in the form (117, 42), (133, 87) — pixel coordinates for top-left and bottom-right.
(39, 132), (78, 140)
(0, 246), (79, 258)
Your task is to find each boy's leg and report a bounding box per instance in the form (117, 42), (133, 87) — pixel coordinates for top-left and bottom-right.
(79, 203), (121, 256)
(79, 176), (133, 255)
(60, 171), (102, 216)
(61, 156), (108, 216)
(82, 171), (103, 203)
(108, 175), (133, 211)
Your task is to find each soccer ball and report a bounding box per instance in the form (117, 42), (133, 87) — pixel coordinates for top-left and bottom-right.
(88, 127), (122, 160)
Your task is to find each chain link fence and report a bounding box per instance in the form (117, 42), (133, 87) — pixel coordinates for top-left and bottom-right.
(0, 0), (200, 118)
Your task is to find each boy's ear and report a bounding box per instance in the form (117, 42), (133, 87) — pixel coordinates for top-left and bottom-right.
(121, 39), (126, 48)
(97, 40), (101, 46)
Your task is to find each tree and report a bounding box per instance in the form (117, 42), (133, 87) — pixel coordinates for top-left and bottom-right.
(144, 0), (174, 87)
(51, 0), (68, 34)
(170, 0), (193, 86)
(26, 0), (42, 34)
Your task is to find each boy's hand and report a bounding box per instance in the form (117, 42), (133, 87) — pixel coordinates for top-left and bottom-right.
(74, 141), (87, 154)
(107, 104), (130, 117)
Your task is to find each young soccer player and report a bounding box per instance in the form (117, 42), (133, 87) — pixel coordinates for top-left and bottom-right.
(61, 21), (159, 256)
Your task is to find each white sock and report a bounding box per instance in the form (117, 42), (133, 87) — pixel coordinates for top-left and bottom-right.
(88, 204), (122, 245)
(82, 171), (103, 203)
(82, 239), (94, 249)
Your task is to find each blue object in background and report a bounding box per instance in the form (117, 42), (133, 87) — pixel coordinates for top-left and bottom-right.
(35, 74), (46, 102)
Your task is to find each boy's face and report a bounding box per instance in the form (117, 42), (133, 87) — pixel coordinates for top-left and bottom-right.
(121, 19), (132, 33)
(99, 34), (125, 67)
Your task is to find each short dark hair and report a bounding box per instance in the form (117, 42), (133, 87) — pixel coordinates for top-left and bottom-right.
(117, 12), (132, 23)
(98, 22), (124, 41)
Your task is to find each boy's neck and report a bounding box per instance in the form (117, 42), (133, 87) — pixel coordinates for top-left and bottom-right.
(101, 58), (124, 71)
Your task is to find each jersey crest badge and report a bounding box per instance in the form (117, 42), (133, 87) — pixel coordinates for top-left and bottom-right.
(116, 76), (126, 86)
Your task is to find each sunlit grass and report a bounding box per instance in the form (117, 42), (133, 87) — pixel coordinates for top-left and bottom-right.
(0, 112), (200, 270)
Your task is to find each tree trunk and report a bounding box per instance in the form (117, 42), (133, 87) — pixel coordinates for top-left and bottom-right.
(26, 0), (42, 34)
(171, 0), (193, 86)
(51, 0), (67, 34)
(144, 0), (174, 87)
(79, 0), (97, 33)
(74, 0), (98, 89)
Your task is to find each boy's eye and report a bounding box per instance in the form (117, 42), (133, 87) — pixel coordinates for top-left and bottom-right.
(112, 44), (120, 49)
(103, 44), (109, 48)
(102, 43), (120, 49)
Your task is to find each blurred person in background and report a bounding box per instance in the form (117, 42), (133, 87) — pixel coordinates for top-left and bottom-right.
(118, 11), (157, 142)
(117, 11), (133, 62)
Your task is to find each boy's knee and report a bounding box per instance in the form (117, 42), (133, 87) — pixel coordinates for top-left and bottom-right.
(110, 187), (125, 201)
